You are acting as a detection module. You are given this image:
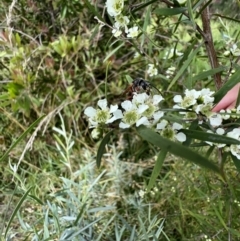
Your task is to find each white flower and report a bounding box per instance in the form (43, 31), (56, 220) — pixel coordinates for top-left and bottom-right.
(153, 111), (164, 122)
(173, 89), (200, 109)
(112, 28), (122, 37)
(199, 88), (214, 104)
(157, 121), (186, 142)
(227, 128), (240, 139)
(106, 0), (124, 16)
(91, 128), (101, 139)
(127, 26), (139, 38)
(216, 128), (225, 135)
(226, 128), (240, 159)
(132, 92), (149, 104)
(195, 103), (212, 116)
(220, 109), (231, 120)
(172, 122), (186, 142)
(139, 190), (145, 198)
(142, 95), (164, 120)
(119, 100), (149, 128)
(230, 145), (240, 159)
(147, 64), (158, 77)
(114, 15), (130, 32)
(152, 95), (164, 105)
(84, 99), (123, 128)
(209, 113), (222, 127)
(156, 119), (168, 130)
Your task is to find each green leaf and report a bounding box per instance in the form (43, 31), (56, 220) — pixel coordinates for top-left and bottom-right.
(183, 119), (199, 146)
(191, 66), (226, 82)
(131, 0), (158, 13)
(167, 43), (202, 91)
(187, 0), (195, 29)
(96, 130), (114, 168)
(236, 87), (240, 107)
(232, 155), (240, 173)
(137, 127), (221, 174)
(155, 7), (187, 16)
(181, 129), (240, 145)
(0, 115), (45, 162)
(125, 75), (134, 84)
(4, 187), (33, 239)
(214, 68), (240, 103)
(147, 150), (167, 191)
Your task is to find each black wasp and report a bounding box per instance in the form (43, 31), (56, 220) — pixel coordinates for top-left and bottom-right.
(124, 78), (161, 100)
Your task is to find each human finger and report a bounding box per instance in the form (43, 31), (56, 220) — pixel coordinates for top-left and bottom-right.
(212, 83), (240, 112)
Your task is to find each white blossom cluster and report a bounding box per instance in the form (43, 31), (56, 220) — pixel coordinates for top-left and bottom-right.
(85, 92), (187, 143)
(105, 0), (139, 38)
(173, 88), (240, 159)
(84, 87), (240, 160)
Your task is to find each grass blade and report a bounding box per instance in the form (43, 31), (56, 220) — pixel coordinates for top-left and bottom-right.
(147, 150), (167, 191)
(0, 115), (45, 162)
(4, 187), (33, 239)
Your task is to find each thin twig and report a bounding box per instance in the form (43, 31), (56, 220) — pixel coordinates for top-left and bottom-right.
(160, 0), (222, 89)
(160, 0), (205, 39)
(201, 6), (222, 89)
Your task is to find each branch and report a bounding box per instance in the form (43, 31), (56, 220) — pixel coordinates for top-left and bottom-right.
(201, 6), (222, 89)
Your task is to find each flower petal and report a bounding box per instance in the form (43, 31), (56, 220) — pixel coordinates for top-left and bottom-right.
(84, 107), (96, 118)
(175, 132), (186, 142)
(172, 122), (183, 130)
(119, 122), (130, 129)
(137, 104), (149, 114)
(121, 100), (133, 111)
(110, 104), (118, 113)
(136, 116), (149, 127)
(98, 99), (108, 109)
(156, 120), (168, 130)
(173, 95), (182, 103)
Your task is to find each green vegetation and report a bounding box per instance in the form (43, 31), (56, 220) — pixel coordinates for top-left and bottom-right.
(1, 0), (240, 240)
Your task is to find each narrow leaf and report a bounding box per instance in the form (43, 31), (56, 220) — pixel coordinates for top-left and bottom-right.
(131, 0), (158, 13)
(96, 130), (114, 168)
(214, 68), (240, 103)
(0, 115), (45, 162)
(155, 7), (187, 16)
(181, 129), (240, 145)
(147, 150), (167, 191)
(125, 75), (133, 84)
(167, 44), (202, 91)
(232, 155), (240, 173)
(191, 66), (226, 82)
(4, 187), (33, 238)
(187, 0), (195, 29)
(137, 127), (220, 174)
(236, 87), (240, 107)
(183, 119), (199, 146)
